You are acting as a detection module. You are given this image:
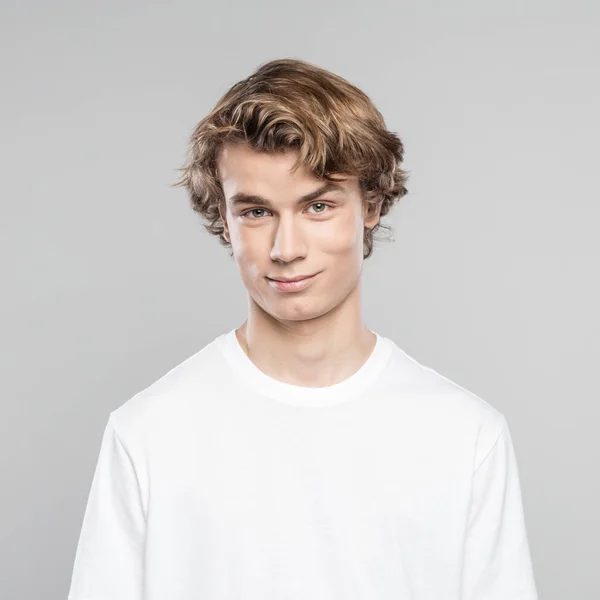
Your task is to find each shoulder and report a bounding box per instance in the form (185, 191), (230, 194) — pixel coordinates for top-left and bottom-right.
(384, 339), (508, 466)
(108, 333), (226, 448)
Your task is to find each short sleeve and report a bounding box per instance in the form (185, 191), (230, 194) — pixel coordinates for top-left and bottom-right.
(68, 416), (146, 600)
(461, 418), (539, 600)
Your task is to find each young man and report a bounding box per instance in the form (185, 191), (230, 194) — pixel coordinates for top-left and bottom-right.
(68, 59), (539, 599)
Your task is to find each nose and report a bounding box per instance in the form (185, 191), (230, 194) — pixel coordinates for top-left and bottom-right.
(269, 215), (308, 263)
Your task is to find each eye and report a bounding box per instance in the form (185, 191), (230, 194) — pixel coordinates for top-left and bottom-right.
(241, 208), (272, 219)
(307, 202), (331, 214)
(240, 202), (332, 220)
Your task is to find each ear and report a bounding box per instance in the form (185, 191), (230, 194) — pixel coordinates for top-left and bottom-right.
(219, 201), (230, 243)
(363, 197), (382, 230)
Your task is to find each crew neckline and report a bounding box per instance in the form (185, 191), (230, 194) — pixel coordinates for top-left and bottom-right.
(215, 327), (394, 407)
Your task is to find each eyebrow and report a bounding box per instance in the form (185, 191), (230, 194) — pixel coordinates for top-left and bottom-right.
(228, 181), (344, 209)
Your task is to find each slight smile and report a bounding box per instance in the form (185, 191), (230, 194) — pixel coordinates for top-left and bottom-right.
(267, 272), (320, 292)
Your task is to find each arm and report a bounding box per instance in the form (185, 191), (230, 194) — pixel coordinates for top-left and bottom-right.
(461, 417), (539, 600)
(67, 416), (146, 600)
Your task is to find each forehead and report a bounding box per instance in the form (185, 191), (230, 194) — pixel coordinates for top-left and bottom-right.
(216, 143), (358, 201)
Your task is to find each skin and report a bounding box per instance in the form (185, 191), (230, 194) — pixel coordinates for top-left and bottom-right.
(217, 142), (383, 388)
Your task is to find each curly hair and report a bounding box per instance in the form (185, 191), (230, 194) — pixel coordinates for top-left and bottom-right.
(172, 58), (410, 259)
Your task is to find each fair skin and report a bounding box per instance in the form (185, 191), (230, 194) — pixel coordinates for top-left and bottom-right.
(217, 142), (382, 388)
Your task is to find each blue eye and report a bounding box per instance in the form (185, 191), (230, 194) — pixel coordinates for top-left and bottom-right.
(241, 202), (332, 219)
(244, 208), (271, 219)
(308, 202), (329, 213)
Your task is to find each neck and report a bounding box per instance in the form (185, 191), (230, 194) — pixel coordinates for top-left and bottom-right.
(236, 286), (377, 388)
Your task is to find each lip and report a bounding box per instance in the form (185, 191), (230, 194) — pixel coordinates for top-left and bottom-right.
(267, 272), (319, 292)
(269, 274), (316, 283)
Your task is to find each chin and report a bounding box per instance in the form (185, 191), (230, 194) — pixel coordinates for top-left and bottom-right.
(270, 299), (334, 322)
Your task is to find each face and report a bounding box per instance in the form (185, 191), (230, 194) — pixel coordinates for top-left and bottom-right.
(217, 143), (381, 324)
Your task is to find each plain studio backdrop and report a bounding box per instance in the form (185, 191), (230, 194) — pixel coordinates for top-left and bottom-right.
(1, 1), (598, 599)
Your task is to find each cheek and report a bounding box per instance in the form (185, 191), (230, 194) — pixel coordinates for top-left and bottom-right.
(230, 224), (255, 258)
(236, 258), (265, 297)
(231, 228), (264, 281)
(319, 213), (364, 254)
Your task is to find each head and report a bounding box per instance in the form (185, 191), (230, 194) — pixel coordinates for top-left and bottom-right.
(173, 58), (409, 324)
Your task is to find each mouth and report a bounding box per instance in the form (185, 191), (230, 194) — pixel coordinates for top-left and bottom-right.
(267, 272), (319, 292)
(268, 274), (316, 283)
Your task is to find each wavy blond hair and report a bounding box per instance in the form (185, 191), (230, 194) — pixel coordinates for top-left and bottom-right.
(172, 58), (409, 259)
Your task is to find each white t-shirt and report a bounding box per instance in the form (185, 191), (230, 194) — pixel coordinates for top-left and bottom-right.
(68, 328), (538, 600)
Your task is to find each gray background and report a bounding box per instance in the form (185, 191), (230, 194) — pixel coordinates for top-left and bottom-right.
(1, 1), (598, 598)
